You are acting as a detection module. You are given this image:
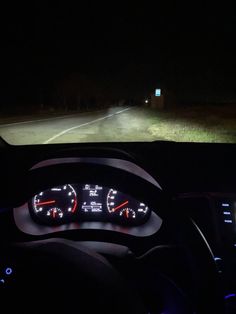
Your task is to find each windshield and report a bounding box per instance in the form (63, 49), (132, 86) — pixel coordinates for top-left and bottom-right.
(1, 4), (236, 145)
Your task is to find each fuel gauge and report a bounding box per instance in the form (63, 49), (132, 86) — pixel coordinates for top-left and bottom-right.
(119, 208), (136, 220)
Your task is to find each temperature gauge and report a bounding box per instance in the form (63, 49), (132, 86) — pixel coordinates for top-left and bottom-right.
(46, 208), (64, 219)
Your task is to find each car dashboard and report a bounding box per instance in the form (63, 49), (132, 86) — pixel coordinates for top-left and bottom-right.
(14, 181), (162, 237)
(12, 156), (162, 238)
(1, 139), (236, 314)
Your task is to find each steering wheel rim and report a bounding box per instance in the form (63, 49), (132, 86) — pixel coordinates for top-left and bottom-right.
(4, 239), (145, 314)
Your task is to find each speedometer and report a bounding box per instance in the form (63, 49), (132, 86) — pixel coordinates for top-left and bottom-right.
(28, 184), (150, 226)
(31, 184), (77, 224)
(106, 189), (150, 224)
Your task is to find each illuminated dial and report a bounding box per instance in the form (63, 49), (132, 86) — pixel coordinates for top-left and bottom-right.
(47, 207), (64, 219)
(31, 184), (77, 224)
(106, 189), (150, 224)
(119, 208), (136, 220)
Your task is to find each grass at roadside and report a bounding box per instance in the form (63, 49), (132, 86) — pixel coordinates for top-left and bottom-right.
(144, 104), (236, 143)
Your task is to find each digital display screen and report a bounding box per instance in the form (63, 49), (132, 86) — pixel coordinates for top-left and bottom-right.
(81, 184), (103, 213)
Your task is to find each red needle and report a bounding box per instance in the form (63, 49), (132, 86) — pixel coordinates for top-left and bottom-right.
(36, 200), (56, 206)
(112, 200), (129, 212)
(52, 209), (56, 218)
(126, 209), (129, 218)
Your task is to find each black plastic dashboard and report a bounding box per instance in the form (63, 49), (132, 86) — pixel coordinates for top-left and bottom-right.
(1, 139), (236, 313)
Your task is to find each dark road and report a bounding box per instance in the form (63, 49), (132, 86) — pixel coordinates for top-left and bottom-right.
(0, 106), (159, 144)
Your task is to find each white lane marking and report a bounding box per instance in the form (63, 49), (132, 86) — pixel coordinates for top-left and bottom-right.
(0, 107), (131, 128)
(0, 114), (78, 127)
(115, 108), (131, 114)
(43, 107), (132, 144)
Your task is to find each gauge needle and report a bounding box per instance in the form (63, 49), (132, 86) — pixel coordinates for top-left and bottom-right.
(126, 209), (129, 218)
(52, 209), (56, 218)
(36, 200), (56, 206)
(112, 200), (128, 212)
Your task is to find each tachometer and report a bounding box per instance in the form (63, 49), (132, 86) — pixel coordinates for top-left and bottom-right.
(31, 184), (77, 224)
(106, 189), (149, 224)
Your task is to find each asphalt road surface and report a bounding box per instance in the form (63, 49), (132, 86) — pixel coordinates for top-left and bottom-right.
(0, 106), (159, 145)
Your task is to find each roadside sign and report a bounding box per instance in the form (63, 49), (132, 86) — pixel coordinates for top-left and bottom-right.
(155, 89), (161, 97)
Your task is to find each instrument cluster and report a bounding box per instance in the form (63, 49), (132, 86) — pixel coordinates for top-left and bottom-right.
(29, 184), (150, 226)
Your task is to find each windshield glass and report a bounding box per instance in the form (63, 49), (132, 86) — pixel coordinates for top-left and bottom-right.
(1, 4), (236, 145)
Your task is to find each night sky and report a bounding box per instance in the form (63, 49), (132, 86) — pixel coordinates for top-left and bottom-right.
(1, 2), (236, 105)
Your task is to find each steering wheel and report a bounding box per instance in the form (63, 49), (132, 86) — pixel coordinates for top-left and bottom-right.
(1, 162), (224, 314)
